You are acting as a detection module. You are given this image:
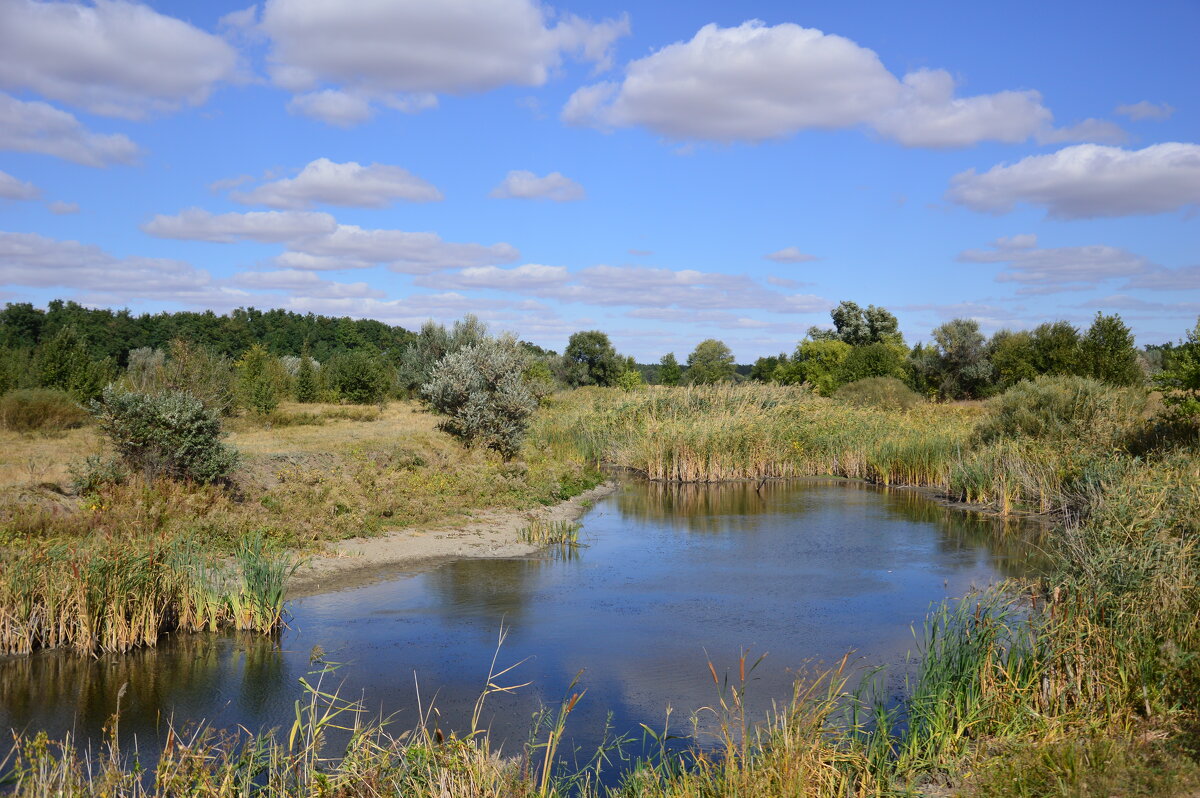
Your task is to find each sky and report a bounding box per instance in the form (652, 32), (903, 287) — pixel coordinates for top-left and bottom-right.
(0, 0), (1197, 362)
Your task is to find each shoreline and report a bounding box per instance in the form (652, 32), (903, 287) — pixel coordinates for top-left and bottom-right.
(285, 481), (617, 599)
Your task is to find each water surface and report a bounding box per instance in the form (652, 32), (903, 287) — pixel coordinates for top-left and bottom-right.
(1, 479), (1039, 758)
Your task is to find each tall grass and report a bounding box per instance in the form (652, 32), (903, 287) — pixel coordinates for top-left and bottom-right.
(0, 530), (294, 655)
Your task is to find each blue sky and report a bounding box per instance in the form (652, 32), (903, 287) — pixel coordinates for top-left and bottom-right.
(0, 0), (1197, 361)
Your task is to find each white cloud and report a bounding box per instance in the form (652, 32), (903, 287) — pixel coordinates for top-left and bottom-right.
(420, 262), (830, 314)
(947, 143), (1200, 218)
(0, 230), (232, 304)
(1115, 101), (1174, 122)
(282, 225), (520, 274)
(261, 0), (628, 120)
(764, 246), (818, 263)
(0, 0), (238, 119)
(1122, 265), (1200, 292)
(1036, 117), (1127, 145)
(141, 208), (337, 243)
(283, 293), (512, 328)
(48, 201), (79, 215)
(489, 170), (585, 201)
(957, 234), (1154, 294)
(0, 169), (39, 200)
(873, 68), (1054, 148)
(0, 92), (139, 166)
(564, 20), (1102, 149)
(1076, 294), (1200, 315)
(415, 263), (569, 290)
(231, 269), (384, 299)
(231, 158), (443, 208)
(287, 90), (375, 127)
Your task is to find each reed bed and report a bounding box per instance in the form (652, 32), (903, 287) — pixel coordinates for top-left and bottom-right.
(518, 519), (582, 546)
(0, 531), (293, 655)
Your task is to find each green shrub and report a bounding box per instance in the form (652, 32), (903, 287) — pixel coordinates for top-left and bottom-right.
(975, 375), (1147, 450)
(0, 388), (90, 432)
(324, 350), (392, 404)
(69, 454), (126, 494)
(834, 377), (922, 411)
(91, 388), (240, 483)
(422, 335), (537, 459)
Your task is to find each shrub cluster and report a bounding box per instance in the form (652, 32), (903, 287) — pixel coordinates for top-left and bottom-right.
(974, 375), (1147, 450)
(0, 388), (90, 433)
(834, 377), (922, 411)
(421, 336), (537, 460)
(90, 388), (239, 483)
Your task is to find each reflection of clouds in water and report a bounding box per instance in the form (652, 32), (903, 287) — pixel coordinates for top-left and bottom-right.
(1, 479), (1044, 767)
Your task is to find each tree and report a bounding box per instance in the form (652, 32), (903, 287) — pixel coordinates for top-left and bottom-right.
(750, 353), (787, 382)
(32, 325), (113, 403)
(686, 339), (736, 384)
(1155, 316), (1200, 417)
(932, 318), (991, 399)
(837, 342), (908, 385)
(294, 346), (320, 403)
(784, 339), (851, 395)
(988, 330), (1039, 390)
(1080, 312), (1142, 386)
(659, 352), (682, 386)
(421, 335), (537, 460)
(236, 344), (282, 415)
(564, 330), (623, 387)
(808, 301), (903, 347)
(325, 350), (391, 404)
(1031, 321), (1081, 376)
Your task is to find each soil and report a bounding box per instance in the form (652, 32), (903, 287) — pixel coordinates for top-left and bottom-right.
(286, 481), (616, 598)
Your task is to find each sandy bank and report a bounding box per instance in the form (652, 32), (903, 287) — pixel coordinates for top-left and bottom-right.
(286, 481), (616, 599)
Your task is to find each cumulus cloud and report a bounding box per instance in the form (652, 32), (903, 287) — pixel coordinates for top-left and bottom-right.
(261, 0), (628, 122)
(142, 208), (337, 243)
(0, 92), (139, 166)
(0, 230), (235, 305)
(0, 0), (239, 119)
(957, 234), (1154, 294)
(563, 20), (1103, 148)
(764, 246), (818, 263)
(231, 269), (384, 299)
(489, 170), (585, 201)
(415, 263), (568, 290)
(1115, 101), (1174, 121)
(281, 226), (520, 274)
(283, 293), (512, 328)
(947, 143), (1200, 218)
(287, 90), (375, 127)
(0, 169), (39, 201)
(231, 158), (443, 208)
(420, 262), (830, 314)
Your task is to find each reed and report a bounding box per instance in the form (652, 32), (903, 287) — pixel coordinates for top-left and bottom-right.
(518, 519), (582, 546)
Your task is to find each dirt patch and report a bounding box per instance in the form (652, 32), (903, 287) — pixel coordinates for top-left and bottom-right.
(286, 481), (616, 598)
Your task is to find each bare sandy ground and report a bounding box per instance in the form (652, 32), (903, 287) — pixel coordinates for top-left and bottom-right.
(286, 482), (616, 598)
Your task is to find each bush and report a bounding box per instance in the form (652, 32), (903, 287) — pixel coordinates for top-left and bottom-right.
(421, 336), (537, 460)
(834, 377), (922, 411)
(90, 388), (240, 483)
(974, 375), (1147, 450)
(0, 388), (90, 432)
(69, 454), (126, 494)
(324, 350), (392, 404)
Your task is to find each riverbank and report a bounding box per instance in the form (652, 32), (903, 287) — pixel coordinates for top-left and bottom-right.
(286, 480), (615, 597)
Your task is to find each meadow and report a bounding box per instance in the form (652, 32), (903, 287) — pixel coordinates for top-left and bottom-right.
(2, 380), (1199, 796)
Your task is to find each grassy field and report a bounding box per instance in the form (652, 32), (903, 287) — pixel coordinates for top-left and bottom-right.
(0, 400), (600, 655)
(2, 382), (1199, 795)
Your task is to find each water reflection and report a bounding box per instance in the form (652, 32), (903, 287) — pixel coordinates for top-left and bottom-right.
(1, 479), (1043, 761)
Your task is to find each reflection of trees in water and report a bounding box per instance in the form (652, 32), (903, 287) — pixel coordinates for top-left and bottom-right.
(615, 478), (1047, 577)
(614, 479), (794, 534)
(425, 557), (549, 626)
(0, 632), (284, 738)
